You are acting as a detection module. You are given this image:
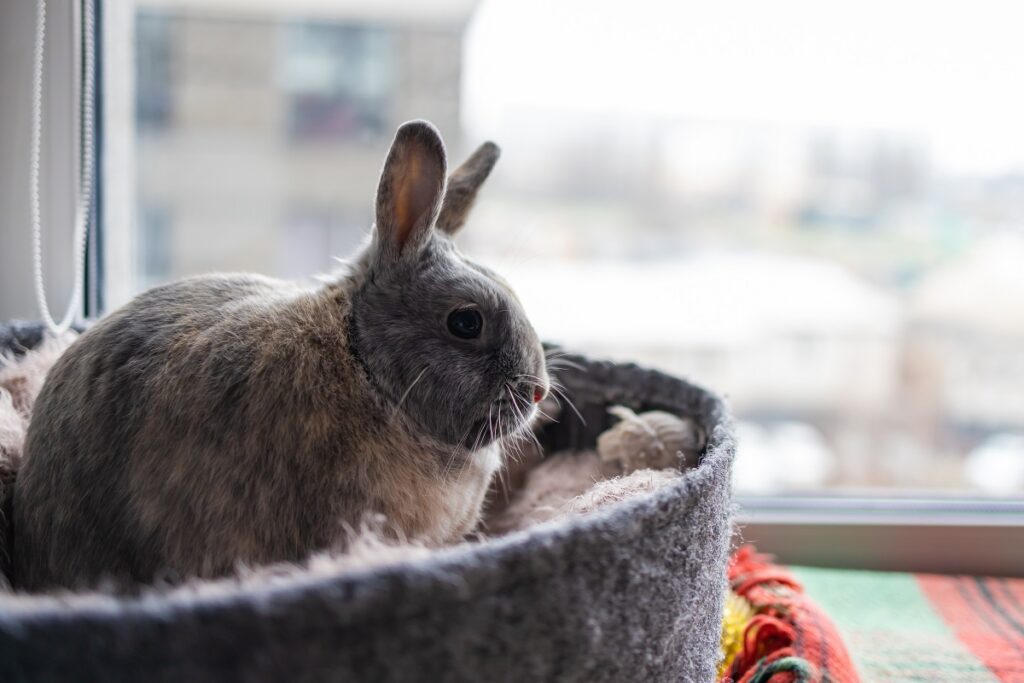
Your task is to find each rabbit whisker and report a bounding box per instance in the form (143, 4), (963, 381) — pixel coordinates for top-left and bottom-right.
(505, 384), (543, 456)
(441, 420), (479, 482)
(518, 371), (570, 404)
(547, 384), (585, 426)
(545, 361), (586, 375)
(391, 367), (429, 418)
(500, 394), (536, 473)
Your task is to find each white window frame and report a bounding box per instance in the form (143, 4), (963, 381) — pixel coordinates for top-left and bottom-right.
(99, 0), (137, 312)
(738, 494), (1024, 576)
(0, 1), (86, 320)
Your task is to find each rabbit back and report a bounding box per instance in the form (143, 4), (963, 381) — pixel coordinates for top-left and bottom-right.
(13, 274), (371, 589)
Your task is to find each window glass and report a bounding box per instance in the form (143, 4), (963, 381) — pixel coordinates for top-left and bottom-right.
(134, 12), (173, 131)
(132, 0), (1024, 495)
(279, 23), (394, 142)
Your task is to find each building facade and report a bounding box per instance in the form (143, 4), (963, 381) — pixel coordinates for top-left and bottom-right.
(135, 1), (474, 287)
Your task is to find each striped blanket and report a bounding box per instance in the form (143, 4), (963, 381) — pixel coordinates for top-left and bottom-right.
(721, 546), (1024, 682)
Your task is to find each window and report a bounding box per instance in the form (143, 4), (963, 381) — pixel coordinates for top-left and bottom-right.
(134, 11), (174, 131)
(125, 0), (1024, 500)
(137, 203), (172, 289)
(280, 22), (395, 143)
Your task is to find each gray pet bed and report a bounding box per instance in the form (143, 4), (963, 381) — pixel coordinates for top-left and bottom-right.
(0, 322), (736, 682)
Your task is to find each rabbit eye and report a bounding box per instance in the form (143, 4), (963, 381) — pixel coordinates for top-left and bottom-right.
(447, 309), (483, 339)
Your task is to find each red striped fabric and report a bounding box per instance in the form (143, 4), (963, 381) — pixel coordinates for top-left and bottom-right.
(918, 574), (1024, 682)
(722, 546), (860, 683)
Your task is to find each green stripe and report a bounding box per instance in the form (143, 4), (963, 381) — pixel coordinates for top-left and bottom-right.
(790, 566), (999, 682)
(749, 656), (816, 682)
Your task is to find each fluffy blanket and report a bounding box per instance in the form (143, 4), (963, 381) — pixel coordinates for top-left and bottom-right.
(0, 333), (76, 580)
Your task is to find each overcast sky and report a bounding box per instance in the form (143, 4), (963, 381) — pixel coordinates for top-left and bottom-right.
(464, 0), (1024, 175)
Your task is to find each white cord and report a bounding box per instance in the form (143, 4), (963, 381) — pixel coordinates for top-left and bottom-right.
(31, 0), (95, 335)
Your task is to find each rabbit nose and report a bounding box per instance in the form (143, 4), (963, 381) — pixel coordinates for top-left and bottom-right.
(517, 380), (547, 404)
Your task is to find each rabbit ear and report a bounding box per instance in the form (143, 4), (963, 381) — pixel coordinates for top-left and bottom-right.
(437, 142), (500, 236)
(374, 120), (448, 260)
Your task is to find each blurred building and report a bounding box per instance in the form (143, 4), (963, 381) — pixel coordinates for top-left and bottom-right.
(463, 112), (936, 271)
(134, 0), (476, 288)
(908, 234), (1024, 436)
(129, 1), (1024, 493)
(501, 252), (902, 487)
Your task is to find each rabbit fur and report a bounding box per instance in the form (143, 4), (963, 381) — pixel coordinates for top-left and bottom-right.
(13, 121), (549, 590)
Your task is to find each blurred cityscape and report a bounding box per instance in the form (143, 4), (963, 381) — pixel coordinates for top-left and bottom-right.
(133, 0), (1024, 494)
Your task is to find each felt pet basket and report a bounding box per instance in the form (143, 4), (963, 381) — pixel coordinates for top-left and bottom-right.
(0, 322), (736, 682)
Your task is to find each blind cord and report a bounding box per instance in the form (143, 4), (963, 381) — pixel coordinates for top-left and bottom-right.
(31, 0), (95, 335)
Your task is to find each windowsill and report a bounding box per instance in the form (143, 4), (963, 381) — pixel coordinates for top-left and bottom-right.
(737, 493), (1024, 576)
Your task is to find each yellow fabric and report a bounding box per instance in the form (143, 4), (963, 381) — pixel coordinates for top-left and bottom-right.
(719, 590), (755, 678)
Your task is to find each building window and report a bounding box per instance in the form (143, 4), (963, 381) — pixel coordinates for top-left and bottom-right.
(135, 12), (174, 132)
(279, 22), (395, 143)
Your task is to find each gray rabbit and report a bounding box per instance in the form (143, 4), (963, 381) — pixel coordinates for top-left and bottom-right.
(13, 121), (549, 590)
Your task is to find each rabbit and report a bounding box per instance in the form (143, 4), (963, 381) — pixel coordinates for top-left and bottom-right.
(12, 120), (550, 591)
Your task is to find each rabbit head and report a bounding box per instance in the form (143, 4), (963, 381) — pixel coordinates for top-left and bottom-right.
(349, 121), (549, 452)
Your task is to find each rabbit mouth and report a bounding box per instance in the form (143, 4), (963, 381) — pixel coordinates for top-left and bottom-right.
(465, 393), (537, 449)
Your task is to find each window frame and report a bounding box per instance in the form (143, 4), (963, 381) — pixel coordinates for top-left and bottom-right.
(738, 493), (1024, 576)
(95, 0), (138, 314)
(99, 3), (1024, 578)
(84, 0), (105, 318)
(0, 1), (89, 320)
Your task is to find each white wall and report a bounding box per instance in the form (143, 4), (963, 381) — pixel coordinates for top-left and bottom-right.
(0, 0), (79, 321)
